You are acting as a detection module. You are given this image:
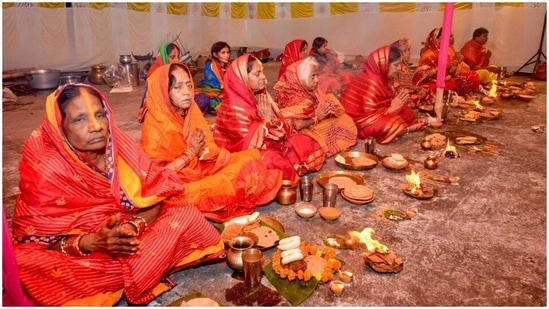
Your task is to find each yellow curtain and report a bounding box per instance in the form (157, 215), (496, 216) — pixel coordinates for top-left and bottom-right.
(452, 3), (473, 10)
(496, 2), (525, 7)
(202, 2), (220, 17)
(231, 3), (246, 19)
(257, 2), (275, 19)
(3, 3), (15, 9)
(330, 3), (359, 15)
(38, 3), (65, 9)
(127, 2), (150, 12)
(167, 3), (187, 15)
(379, 3), (417, 12)
(89, 3), (110, 10)
(291, 2), (314, 18)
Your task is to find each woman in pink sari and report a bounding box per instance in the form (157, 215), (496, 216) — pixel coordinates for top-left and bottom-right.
(340, 45), (426, 144)
(214, 54), (326, 184)
(278, 39), (308, 79)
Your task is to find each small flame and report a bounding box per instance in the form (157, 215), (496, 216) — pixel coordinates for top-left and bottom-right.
(444, 139), (458, 158)
(489, 80), (498, 98)
(348, 227), (388, 253)
(472, 98), (484, 110)
(405, 169), (422, 194)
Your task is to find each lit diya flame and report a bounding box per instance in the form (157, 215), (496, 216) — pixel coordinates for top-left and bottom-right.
(347, 227), (388, 253)
(488, 80), (498, 98)
(472, 98), (484, 110)
(444, 139), (458, 158)
(405, 169), (422, 195)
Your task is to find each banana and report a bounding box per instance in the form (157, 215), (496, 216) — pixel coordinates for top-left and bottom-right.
(247, 212), (259, 223)
(280, 248), (302, 259)
(281, 252), (304, 265)
(278, 236), (301, 250)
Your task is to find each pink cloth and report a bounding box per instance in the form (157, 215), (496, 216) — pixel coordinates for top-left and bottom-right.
(3, 208), (35, 306)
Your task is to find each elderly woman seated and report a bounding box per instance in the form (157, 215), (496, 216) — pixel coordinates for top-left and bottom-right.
(11, 84), (225, 306)
(273, 56), (357, 157)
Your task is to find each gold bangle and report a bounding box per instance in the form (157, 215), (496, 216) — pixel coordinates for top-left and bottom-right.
(60, 236), (68, 255)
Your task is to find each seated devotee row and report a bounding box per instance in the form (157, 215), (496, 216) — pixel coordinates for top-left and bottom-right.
(11, 25), (502, 304)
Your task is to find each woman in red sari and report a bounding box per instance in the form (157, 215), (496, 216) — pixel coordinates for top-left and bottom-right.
(412, 28), (480, 97)
(214, 54), (326, 184)
(11, 84), (224, 306)
(309, 37), (354, 96)
(274, 56), (358, 156)
(278, 39), (308, 79)
(140, 63), (282, 222)
(340, 45), (426, 144)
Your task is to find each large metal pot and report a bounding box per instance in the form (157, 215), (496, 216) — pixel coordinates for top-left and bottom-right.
(25, 69), (60, 90)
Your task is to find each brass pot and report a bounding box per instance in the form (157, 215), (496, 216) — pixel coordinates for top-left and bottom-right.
(226, 236), (254, 271)
(424, 155), (438, 170)
(87, 65), (106, 85)
(275, 180), (297, 205)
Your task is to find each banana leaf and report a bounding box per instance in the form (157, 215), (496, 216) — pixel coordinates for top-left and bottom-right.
(263, 262), (318, 306)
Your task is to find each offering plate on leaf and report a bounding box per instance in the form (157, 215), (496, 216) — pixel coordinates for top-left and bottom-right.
(400, 183), (434, 200)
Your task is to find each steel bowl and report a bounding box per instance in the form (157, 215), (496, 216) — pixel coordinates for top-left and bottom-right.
(25, 69), (60, 90)
(119, 55), (132, 64)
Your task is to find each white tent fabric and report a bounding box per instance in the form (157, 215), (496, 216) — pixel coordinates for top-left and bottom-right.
(2, 4), (546, 72)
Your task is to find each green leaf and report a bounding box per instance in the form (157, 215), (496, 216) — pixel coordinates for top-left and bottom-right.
(263, 262), (318, 306)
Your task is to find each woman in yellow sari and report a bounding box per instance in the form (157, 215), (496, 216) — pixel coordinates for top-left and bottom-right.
(140, 63), (282, 222)
(274, 56), (357, 157)
(12, 84), (224, 306)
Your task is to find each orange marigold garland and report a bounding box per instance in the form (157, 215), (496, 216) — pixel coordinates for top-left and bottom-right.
(272, 241), (341, 283)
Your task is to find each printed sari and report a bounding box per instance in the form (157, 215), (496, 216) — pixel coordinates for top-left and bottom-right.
(412, 28), (480, 96)
(195, 58), (229, 114)
(274, 57), (358, 157)
(278, 39), (306, 79)
(11, 84), (224, 306)
(141, 64), (282, 222)
(339, 46), (416, 144)
(214, 54), (326, 184)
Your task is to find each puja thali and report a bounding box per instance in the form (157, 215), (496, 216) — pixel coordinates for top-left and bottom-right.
(445, 130), (486, 146)
(220, 215), (285, 251)
(334, 151), (379, 171)
(315, 171), (364, 192)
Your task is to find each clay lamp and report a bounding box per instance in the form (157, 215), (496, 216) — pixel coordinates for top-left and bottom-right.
(330, 280), (345, 296)
(348, 227), (403, 273)
(339, 270), (354, 283)
(444, 139), (459, 158)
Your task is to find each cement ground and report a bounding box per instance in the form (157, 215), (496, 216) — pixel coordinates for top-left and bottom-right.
(2, 62), (546, 306)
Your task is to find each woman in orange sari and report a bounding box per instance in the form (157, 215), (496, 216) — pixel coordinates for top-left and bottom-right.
(278, 39), (308, 79)
(140, 63), (282, 222)
(274, 56), (357, 157)
(11, 84), (224, 306)
(214, 54), (326, 184)
(412, 28), (480, 97)
(340, 45), (426, 144)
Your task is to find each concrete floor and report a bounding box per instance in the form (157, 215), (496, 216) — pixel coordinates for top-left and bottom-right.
(2, 62), (546, 306)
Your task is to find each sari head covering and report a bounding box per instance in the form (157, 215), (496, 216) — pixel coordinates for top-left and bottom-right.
(215, 54), (326, 182)
(413, 28), (480, 95)
(141, 62), (283, 221)
(391, 38), (411, 51)
(12, 83), (223, 305)
(340, 45), (416, 143)
(274, 56), (358, 156)
(278, 39), (307, 78)
(141, 63), (221, 164)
